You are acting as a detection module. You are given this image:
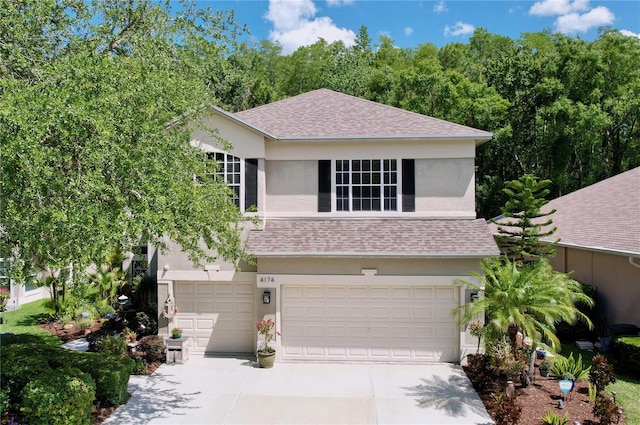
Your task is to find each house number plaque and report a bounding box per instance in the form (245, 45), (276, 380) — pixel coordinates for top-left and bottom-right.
(259, 276), (275, 284)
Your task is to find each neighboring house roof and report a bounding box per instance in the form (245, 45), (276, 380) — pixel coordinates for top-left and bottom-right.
(234, 89), (493, 143)
(491, 167), (640, 256)
(248, 219), (500, 258)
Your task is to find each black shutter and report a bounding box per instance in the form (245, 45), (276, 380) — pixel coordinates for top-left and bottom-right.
(318, 160), (331, 212)
(402, 159), (415, 212)
(245, 159), (258, 210)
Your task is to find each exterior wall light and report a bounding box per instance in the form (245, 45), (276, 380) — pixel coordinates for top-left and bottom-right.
(263, 291), (271, 304)
(470, 292), (479, 302)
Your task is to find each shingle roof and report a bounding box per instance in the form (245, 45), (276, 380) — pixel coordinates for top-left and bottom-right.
(235, 89), (493, 142)
(491, 167), (640, 255)
(248, 218), (500, 257)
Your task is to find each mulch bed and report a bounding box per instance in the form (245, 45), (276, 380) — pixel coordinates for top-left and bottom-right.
(466, 360), (626, 425)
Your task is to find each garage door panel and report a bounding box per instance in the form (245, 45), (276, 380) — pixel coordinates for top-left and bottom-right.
(349, 307), (368, 318)
(176, 283), (195, 295)
(414, 287), (434, 299)
(349, 326), (368, 338)
(392, 287), (412, 298)
(306, 286), (325, 298)
(327, 325), (346, 337)
(197, 284), (214, 295)
(215, 283), (234, 295)
(282, 284), (458, 362)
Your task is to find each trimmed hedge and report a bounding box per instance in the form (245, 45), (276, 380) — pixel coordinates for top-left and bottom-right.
(75, 352), (133, 405)
(0, 346), (51, 409)
(0, 338), (133, 421)
(21, 367), (95, 425)
(609, 336), (640, 378)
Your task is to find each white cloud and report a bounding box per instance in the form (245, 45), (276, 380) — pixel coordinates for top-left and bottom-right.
(433, 0), (447, 13)
(528, 0), (615, 35)
(529, 0), (590, 17)
(620, 29), (640, 39)
(555, 6), (614, 33)
(444, 22), (475, 37)
(326, 0), (354, 6)
(404, 27), (414, 36)
(266, 0), (356, 54)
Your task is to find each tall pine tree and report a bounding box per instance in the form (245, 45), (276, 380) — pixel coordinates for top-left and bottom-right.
(494, 174), (558, 264)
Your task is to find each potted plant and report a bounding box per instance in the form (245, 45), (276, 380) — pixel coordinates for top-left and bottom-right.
(256, 318), (280, 368)
(171, 327), (183, 339)
(123, 326), (137, 342)
(539, 361), (550, 377)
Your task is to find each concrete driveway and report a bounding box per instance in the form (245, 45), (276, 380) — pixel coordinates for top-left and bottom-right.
(104, 355), (494, 425)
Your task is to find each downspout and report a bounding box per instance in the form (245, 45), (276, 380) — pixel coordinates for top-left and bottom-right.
(629, 256), (640, 269)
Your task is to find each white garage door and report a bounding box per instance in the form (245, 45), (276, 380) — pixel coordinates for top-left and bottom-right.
(282, 285), (458, 362)
(174, 281), (255, 354)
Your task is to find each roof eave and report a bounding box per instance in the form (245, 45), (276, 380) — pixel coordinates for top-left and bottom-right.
(550, 240), (640, 257)
(267, 134), (493, 144)
(250, 251), (501, 258)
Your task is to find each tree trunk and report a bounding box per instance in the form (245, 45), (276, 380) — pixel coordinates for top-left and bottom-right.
(507, 323), (519, 359)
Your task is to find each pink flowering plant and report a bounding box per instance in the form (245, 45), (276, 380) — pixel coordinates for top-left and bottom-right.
(256, 319), (280, 353)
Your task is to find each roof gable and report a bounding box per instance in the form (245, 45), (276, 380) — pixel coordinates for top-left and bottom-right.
(235, 89), (492, 143)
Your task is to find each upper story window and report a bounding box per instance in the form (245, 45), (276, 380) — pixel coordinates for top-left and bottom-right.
(206, 152), (258, 212)
(336, 159), (397, 211)
(208, 152), (241, 208)
(318, 159), (414, 213)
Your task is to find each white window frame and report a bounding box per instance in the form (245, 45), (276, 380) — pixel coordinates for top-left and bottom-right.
(335, 159), (399, 212)
(206, 151), (245, 211)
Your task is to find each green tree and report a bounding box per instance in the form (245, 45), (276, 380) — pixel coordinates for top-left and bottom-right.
(494, 174), (558, 263)
(0, 0), (251, 305)
(455, 257), (593, 357)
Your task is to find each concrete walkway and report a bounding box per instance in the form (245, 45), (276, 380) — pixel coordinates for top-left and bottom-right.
(104, 356), (494, 425)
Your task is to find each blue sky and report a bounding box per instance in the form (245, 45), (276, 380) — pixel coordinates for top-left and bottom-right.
(201, 0), (640, 54)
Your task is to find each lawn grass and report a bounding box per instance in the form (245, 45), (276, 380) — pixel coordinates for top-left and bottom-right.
(611, 375), (640, 425)
(559, 343), (640, 425)
(0, 299), (61, 346)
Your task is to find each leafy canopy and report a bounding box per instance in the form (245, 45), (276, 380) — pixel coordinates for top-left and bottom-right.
(0, 0), (251, 280)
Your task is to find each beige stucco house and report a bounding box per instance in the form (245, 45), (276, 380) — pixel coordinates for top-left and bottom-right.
(540, 167), (640, 328)
(155, 89), (499, 364)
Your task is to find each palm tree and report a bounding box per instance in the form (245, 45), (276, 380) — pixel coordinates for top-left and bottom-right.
(455, 256), (593, 358)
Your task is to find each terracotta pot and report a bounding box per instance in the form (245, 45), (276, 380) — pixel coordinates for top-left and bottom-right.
(257, 351), (276, 368)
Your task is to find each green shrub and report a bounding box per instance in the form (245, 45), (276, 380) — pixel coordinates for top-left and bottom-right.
(21, 367), (95, 425)
(589, 355), (616, 392)
(74, 353), (133, 405)
(95, 334), (127, 356)
(609, 336), (640, 378)
(131, 357), (146, 374)
(0, 349), (50, 408)
(0, 384), (10, 414)
(95, 298), (116, 317)
(551, 353), (590, 381)
(541, 410), (568, 425)
(139, 335), (165, 363)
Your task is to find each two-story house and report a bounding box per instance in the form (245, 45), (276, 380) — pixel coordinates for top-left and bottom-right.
(155, 89), (499, 364)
